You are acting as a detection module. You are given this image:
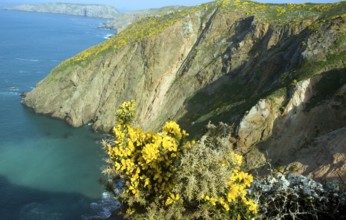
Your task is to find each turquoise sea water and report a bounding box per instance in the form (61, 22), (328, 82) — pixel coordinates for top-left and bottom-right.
(0, 10), (119, 219)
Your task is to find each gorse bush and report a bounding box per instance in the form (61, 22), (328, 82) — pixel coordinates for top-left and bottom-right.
(103, 100), (193, 216)
(102, 101), (257, 219)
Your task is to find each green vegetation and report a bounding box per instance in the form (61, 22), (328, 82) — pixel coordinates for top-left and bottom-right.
(216, 0), (231, 9)
(335, 33), (346, 48)
(226, 0), (345, 23)
(294, 50), (346, 81)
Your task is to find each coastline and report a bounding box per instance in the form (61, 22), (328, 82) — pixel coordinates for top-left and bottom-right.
(4, 3), (120, 20)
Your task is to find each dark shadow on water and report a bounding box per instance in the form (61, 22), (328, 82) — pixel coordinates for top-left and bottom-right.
(63, 132), (74, 139)
(20, 103), (102, 143)
(45, 132), (52, 136)
(0, 175), (122, 220)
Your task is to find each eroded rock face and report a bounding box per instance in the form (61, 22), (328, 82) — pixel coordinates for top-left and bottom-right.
(285, 79), (314, 113)
(242, 73), (346, 180)
(235, 78), (317, 153)
(236, 99), (278, 153)
(220, 69), (346, 180)
(296, 127), (346, 181)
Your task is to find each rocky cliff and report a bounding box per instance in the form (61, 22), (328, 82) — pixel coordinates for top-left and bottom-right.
(6, 3), (119, 19)
(24, 1), (346, 180)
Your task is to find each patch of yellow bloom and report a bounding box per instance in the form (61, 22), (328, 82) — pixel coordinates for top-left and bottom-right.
(165, 193), (181, 206)
(103, 101), (192, 206)
(242, 197), (258, 213)
(230, 151), (243, 167)
(163, 121), (184, 140)
(142, 143), (160, 163)
(115, 101), (136, 124)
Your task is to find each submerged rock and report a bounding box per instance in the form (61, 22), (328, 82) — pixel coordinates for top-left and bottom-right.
(20, 203), (65, 220)
(82, 192), (121, 220)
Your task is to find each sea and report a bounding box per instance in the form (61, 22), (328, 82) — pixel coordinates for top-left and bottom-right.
(0, 9), (121, 220)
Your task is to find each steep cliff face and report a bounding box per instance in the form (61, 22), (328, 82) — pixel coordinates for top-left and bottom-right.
(24, 1), (346, 179)
(24, 6), (208, 131)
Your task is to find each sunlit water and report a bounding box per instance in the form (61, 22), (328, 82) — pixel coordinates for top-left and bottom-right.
(0, 9), (119, 219)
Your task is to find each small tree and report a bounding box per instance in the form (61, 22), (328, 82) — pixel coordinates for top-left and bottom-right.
(102, 101), (257, 219)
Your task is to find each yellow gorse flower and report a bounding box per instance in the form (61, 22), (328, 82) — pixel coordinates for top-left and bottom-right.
(165, 193), (181, 206)
(162, 136), (178, 152)
(163, 121), (187, 141)
(142, 143), (159, 163)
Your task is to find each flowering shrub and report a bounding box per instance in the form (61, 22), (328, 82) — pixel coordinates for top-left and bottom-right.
(102, 101), (257, 219)
(103, 101), (192, 214)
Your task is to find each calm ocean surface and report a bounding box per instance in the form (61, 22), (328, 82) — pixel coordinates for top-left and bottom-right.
(0, 9), (119, 219)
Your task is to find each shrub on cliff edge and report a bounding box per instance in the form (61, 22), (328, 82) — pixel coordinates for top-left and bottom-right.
(102, 101), (257, 219)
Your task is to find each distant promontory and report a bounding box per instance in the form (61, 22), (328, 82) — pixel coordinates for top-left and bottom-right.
(5, 3), (120, 19)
